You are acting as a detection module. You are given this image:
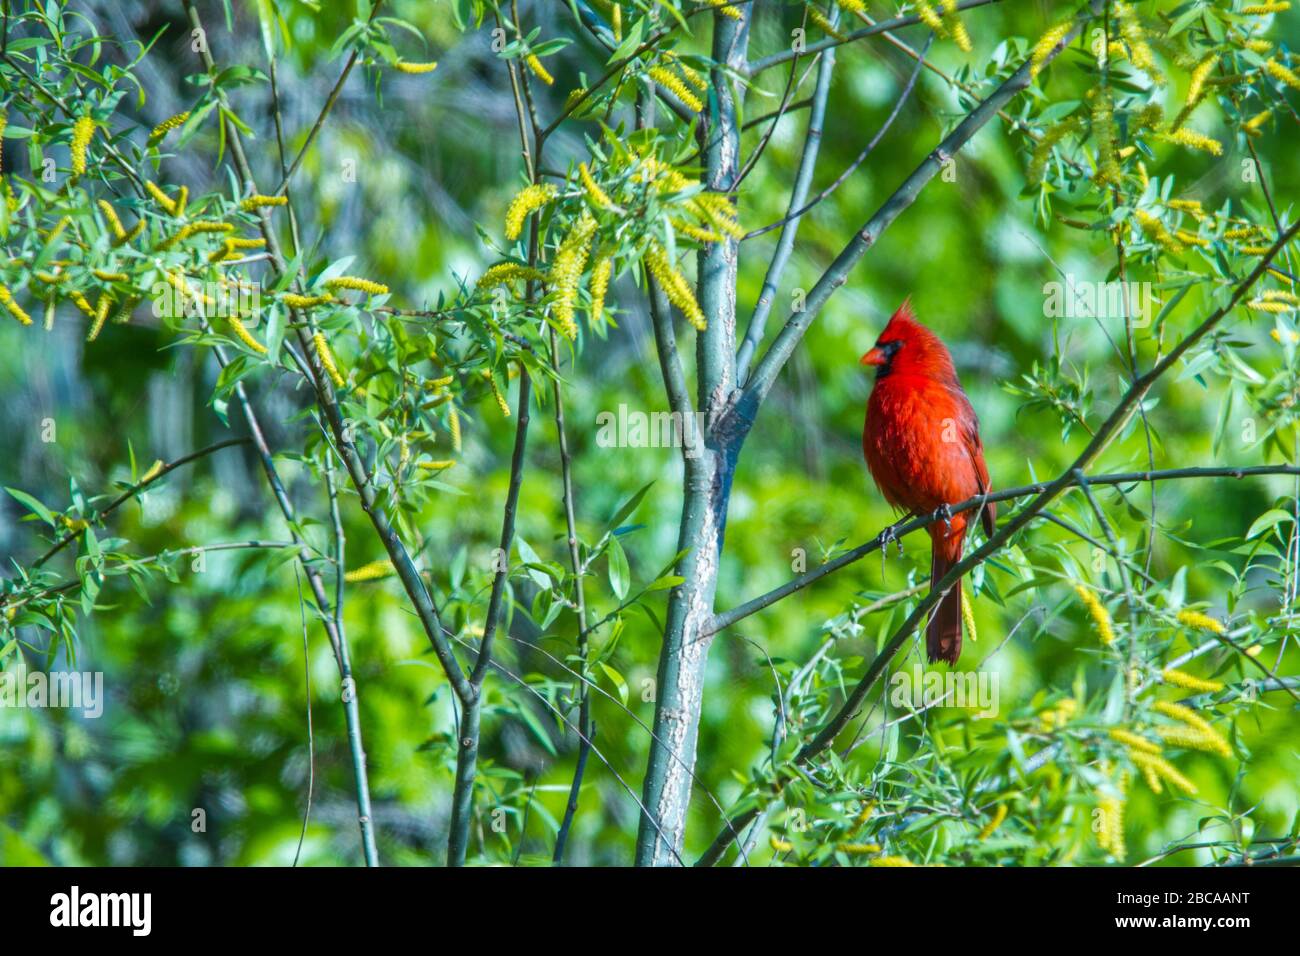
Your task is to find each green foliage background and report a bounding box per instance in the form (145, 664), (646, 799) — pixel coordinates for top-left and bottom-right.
(0, 0), (1297, 866)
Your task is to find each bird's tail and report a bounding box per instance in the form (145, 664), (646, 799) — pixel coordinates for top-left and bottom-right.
(927, 548), (963, 665)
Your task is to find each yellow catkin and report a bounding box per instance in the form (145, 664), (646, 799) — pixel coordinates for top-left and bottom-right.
(1134, 209), (1184, 253)
(702, 0), (743, 20)
(228, 317), (268, 354)
(550, 212), (598, 340)
(689, 192), (745, 240)
(1073, 584), (1115, 646)
(418, 459), (456, 472)
(838, 842), (882, 854)
(1090, 89), (1120, 185)
(1030, 21), (1073, 78)
(448, 405), (462, 451)
(427, 374), (455, 389)
(69, 291), (97, 318)
(1261, 290), (1300, 304)
(1153, 700), (1213, 734)
(1157, 725), (1231, 757)
(1097, 785), (1126, 860)
(240, 194), (287, 211)
(940, 0), (971, 52)
(525, 54), (554, 86)
(1185, 56), (1216, 107)
(1263, 58), (1300, 90)
(325, 276), (389, 296)
(174, 185), (189, 217)
(482, 369), (511, 417)
(313, 332), (346, 387)
(589, 254), (613, 323)
(149, 111), (190, 142)
(97, 199), (127, 240)
(914, 0), (946, 35)
(664, 52), (707, 92)
(394, 60), (438, 74)
(1243, 109), (1272, 134)
(644, 242), (707, 331)
(1174, 229), (1209, 248)
(1175, 609), (1225, 634)
(1038, 697), (1077, 731)
(977, 804), (1007, 840)
(477, 262), (548, 289)
(869, 855), (917, 867)
(961, 581), (977, 644)
(1161, 668), (1223, 693)
(1246, 644), (1263, 657)
(282, 292), (334, 309)
(86, 295), (111, 341)
(0, 283), (32, 325)
(145, 180), (178, 214)
(1166, 198), (1204, 220)
(769, 835), (793, 853)
(1130, 750), (1198, 795)
(504, 183), (556, 240)
(1242, 38), (1273, 55)
(1243, 2), (1290, 12)
(69, 116), (95, 176)
(648, 66), (704, 113)
(1161, 127), (1223, 155)
(91, 269), (129, 282)
(343, 559), (395, 583)
(808, 7), (846, 40)
(579, 162), (613, 209)
(564, 88), (590, 113)
(1109, 728), (1162, 754)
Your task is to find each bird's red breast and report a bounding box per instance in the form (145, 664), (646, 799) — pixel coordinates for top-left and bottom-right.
(861, 300), (994, 663)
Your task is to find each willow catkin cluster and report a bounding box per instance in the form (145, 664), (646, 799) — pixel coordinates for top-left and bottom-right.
(1029, 21), (1073, 78)
(1073, 583), (1115, 646)
(504, 183), (556, 241)
(394, 60), (438, 74)
(1160, 667), (1223, 693)
(69, 116), (95, 176)
(1027, 118), (1081, 185)
(549, 212), (598, 340)
(148, 111), (189, 144)
(344, 559), (395, 583)
(525, 54), (554, 86)
(313, 332), (346, 387)
(648, 66), (703, 113)
(644, 241), (706, 331)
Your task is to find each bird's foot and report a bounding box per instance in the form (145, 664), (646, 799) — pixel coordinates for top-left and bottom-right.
(935, 503), (954, 530)
(878, 520), (907, 576)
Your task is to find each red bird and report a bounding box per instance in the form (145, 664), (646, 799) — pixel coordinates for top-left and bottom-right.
(861, 300), (995, 665)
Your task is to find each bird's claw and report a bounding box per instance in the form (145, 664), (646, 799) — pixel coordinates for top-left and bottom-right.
(935, 503), (953, 530)
(878, 520), (907, 576)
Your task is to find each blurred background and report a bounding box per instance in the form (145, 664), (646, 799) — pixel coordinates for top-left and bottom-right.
(1, 0), (1297, 866)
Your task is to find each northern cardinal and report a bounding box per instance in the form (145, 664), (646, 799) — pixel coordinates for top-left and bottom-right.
(861, 300), (994, 665)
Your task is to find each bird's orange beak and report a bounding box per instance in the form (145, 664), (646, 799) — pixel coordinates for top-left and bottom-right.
(860, 347), (887, 366)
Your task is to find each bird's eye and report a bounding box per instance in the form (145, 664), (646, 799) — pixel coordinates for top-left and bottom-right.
(877, 340), (902, 359)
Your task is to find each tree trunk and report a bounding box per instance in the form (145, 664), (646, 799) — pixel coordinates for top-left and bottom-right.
(635, 10), (749, 867)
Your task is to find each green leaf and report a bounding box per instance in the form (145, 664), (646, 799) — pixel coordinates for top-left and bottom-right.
(598, 662), (629, 707)
(1246, 509), (1292, 540)
(607, 535), (629, 600)
(5, 487), (56, 526)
